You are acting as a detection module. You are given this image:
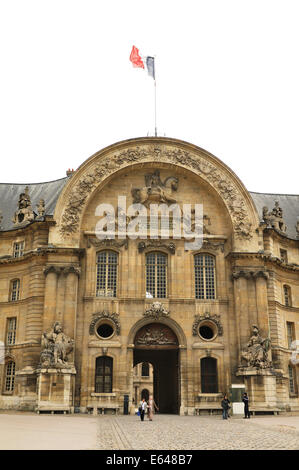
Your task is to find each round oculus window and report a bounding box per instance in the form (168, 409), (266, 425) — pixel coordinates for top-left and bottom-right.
(96, 323), (114, 339)
(198, 321), (217, 341)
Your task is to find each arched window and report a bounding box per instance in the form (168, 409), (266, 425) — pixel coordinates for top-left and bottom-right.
(10, 279), (20, 302)
(141, 362), (150, 377)
(194, 254), (216, 299)
(96, 251), (118, 297)
(95, 356), (113, 393)
(201, 357), (218, 393)
(146, 252), (167, 298)
(283, 285), (292, 307)
(5, 361), (16, 392)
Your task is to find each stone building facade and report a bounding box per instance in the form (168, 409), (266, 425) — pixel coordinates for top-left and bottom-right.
(0, 137), (298, 415)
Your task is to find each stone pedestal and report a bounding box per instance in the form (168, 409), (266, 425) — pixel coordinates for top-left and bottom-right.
(36, 366), (76, 413)
(236, 367), (280, 414)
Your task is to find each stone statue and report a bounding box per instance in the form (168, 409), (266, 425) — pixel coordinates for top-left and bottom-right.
(241, 325), (271, 369)
(262, 201), (286, 232)
(12, 187), (35, 226)
(132, 170), (178, 206)
(36, 199), (45, 218)
(40, 321), (74, 367)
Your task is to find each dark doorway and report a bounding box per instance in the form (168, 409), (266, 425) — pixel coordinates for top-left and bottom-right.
(134, 348), (180, 414)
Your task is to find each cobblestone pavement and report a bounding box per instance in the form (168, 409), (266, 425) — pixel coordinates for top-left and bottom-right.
(96, 415), (299, 450)
(0, 412), (299, 450)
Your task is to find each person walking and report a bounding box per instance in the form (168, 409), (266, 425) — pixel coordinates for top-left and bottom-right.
(221, 394), (230, 420)
(147, 395), (159, 421)
(139, 397), (147, 421)
(242, 392), (250, 419)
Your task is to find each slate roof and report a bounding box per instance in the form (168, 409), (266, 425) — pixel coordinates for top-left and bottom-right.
(0, 177), (298, 239)
(0, 178), (68, 231)
(250, 192), (299, 240)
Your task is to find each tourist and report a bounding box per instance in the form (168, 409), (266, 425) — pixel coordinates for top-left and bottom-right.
(147, 395), (159, 421)
(242, 392), (250, 419)
(221, 394), (230, 420)
(139, 398), (147, 421)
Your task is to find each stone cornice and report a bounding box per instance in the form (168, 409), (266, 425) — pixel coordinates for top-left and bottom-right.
(227, 251), (299, 273)
(0, 247), (84, 265)
(0, 217), (55, 235)
(268, 300), (299, 312)
(263, 226), (299, 243)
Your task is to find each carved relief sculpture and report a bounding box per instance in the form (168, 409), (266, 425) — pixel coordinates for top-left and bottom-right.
(40, 321), (74, 368)
(262, 201), (287, 233)
(241, 325), (272, 369)
(12, 186), (35, 226)
(136, 325), (177, 346)
(144, 302), (170, 319)
(131, 169), (178, 206)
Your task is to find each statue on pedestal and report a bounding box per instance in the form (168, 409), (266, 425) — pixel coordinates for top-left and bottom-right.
(241, 325), (271, 369)
(40, 321), (74, 368)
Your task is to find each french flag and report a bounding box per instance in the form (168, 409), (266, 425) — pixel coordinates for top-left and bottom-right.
(129, 45), (155, 80)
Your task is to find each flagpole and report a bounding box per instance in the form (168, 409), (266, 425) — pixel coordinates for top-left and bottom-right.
(154, 77), (157, 137)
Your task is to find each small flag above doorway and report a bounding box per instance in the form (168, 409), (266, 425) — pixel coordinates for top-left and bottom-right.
(129, 46), (155, 80)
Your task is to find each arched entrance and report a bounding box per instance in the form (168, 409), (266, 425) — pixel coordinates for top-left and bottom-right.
(133, 323), (180, 414)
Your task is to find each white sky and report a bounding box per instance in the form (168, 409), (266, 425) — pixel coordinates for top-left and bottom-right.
(0, 0), (298, 194)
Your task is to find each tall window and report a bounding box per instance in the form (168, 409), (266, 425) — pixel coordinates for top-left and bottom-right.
(96, 251), (118, 297)
(146, 252), (167, 298)
(141, 362), (150, 377)
(13, 241), (24, 258)
(280, 249), (288, 263)
(5, 361), (15, 392)
(194, 254), (216, 299)
(95, 356), (113, 393)
(283, 285), (292, 307)
(288, 365), (297, 395)
(10, 279), (20, 302)
(286, 322), (295, 349)
(201, 357), (218, 393)
(6, 318), (17, 345)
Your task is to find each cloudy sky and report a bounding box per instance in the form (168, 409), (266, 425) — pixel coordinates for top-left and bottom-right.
(0, 0), (298, 194)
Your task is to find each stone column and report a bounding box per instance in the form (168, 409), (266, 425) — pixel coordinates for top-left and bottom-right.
(254, 271), (270, 339)
(232, 271), (251, 359)
(43, 266), (60, 333)
(56, 269), (65, 324)
(63, 266), (80, 339)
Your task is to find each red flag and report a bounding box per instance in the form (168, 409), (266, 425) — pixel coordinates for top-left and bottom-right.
(129, 45), (144, 69)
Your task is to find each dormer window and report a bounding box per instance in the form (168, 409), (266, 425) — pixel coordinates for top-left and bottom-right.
(13, 241), (24, 258)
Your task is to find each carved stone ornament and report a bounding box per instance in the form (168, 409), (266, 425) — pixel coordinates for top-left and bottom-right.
(132, 169), (178, 206)
(135, 323), (178, 346)
(40, 321), (74, 368)
(138, 240), (175, 254)
(87, 237), (128, 250)
(232, 269), (269, 281)
(43, 265), (81, 277)
(241, 324), (272, 369)
(36, 199), (45, 218)
(192, 313), (223, 336)
(12, 186), (35, 226)
(262, 201), (287, 233)
(59, 144), (253, 240)
(144, 302), (170, 319)
(89, 311), (121, 336)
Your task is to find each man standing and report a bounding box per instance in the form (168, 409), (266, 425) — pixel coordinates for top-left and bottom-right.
(242, 392), (250, 419)
(139, 398), (147, 421)
(221, 395), (230, 420)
